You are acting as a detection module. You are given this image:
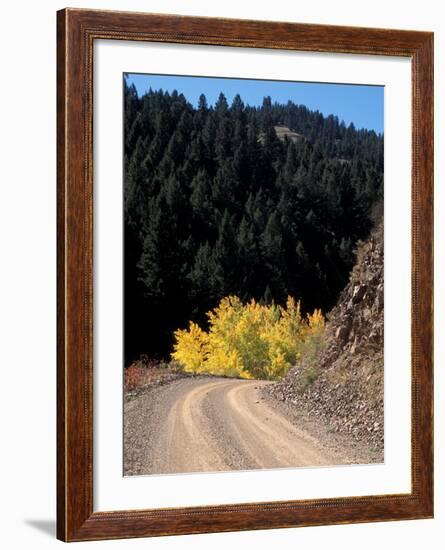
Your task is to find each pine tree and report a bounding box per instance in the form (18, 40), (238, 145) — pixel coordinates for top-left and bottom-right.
(213, 210), (240, 296)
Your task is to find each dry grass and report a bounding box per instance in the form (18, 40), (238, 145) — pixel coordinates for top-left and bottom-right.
(326, 349), (383, 404)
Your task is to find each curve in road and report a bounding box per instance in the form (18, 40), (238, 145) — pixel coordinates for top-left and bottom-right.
(124, 377), (339, 476)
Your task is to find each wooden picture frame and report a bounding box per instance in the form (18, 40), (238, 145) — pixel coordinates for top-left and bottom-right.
(57, 8), (433, 542)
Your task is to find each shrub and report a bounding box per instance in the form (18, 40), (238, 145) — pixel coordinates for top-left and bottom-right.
(171, 322), (209, 374)
(297, 330), (327, 388)
(172, 295), (324, 380)
(124, 364), (150, 391)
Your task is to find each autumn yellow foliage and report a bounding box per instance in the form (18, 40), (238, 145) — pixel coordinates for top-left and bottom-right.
(172, 296), (324, 380)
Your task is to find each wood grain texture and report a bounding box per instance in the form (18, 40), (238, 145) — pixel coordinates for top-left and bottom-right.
(57, 8), (434, 542)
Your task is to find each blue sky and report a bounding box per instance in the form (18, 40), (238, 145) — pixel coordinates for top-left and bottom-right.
(127, 73), (384, 134)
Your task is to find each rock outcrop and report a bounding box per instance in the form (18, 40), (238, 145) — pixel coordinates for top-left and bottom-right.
(266, 222), (384, 457)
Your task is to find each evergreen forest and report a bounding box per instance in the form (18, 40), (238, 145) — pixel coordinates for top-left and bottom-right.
(123, 76), (383, 365)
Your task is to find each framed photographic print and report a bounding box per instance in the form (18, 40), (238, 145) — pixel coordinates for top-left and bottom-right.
(57, 8), (433, 542)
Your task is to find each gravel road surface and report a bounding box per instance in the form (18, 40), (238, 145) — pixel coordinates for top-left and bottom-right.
(124, 377), (347, 475)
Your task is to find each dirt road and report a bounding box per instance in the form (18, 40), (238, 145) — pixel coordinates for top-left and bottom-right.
(124, 377), (348, 476)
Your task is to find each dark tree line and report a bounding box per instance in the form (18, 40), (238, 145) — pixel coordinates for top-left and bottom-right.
(124, 77), (383, 363)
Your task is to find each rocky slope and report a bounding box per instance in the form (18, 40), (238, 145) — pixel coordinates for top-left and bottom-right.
(266, 222), (384, 459)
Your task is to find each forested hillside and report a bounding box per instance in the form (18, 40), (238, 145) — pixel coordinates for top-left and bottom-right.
(124, 77), (383, 364)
